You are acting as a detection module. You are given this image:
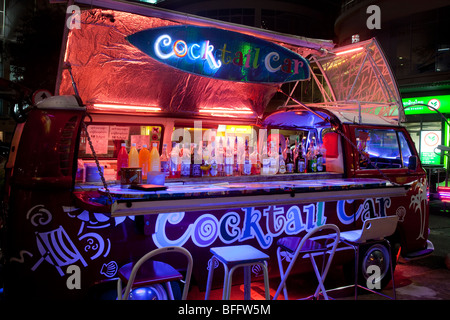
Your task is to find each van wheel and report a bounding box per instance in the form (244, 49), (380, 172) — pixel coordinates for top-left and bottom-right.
(343, 242), (397, 290)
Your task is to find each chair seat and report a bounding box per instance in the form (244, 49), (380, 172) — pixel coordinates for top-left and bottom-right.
(118, 260), (183, 287)
(277, 237), (327, 254)
(339, 230), (363, 243)
(210, 245), (269, 265)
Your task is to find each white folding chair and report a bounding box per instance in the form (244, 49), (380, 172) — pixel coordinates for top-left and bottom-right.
(274, 224), (340, 300)
(117, 246), (193, 300)
(338, 215), (398, 300)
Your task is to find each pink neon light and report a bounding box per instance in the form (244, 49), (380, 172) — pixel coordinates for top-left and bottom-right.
(199, 108), (254, 114)
(92, 104), (161, 112)
(335, 47), (364, 56)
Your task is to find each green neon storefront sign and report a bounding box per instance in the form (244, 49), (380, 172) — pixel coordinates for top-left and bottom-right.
(403, 95), (450, 115)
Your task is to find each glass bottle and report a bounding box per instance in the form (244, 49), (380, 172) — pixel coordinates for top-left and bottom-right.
(116, 142), (128, 180)
(296, 138), (306, 173)
(217, 137), (225, 177)
(160, 143), (170, 177)
(191, 143), (202, 177)
(243, 138), (251, 175)
(233, 136), (241, 176)
(285, 139), (294, 174)
(210, 140), (218, 177)
(278, 142), (286, 174)
(180, 143), (191, 177)
(225, 137), (233, 177)
(250, 142), (260, 175)
(268, 141), (278, 175)
(139, 144), (150, 179)
(149, 143), (160, 173)
(169, 142), (180, 178)
(128, 143), (139, 167)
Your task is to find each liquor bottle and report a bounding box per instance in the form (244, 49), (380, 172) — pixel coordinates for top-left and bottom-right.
(139, 144), (150, 179)
(149, 143), (160, 173)
(316, 143), (325, 172)
(278, 142), (286, 174)
(217, 137), (225, 177)
(307, 136), (317, 173)
(233, 136), (241, 176)
(225, 137), (233, 176)
(116, 143), (128, 180)
(293, 139), (299, 167)
(180, 143), (191, 177)
(191, 143), (202, 177)
(201, 140), (211, 177)
(250, 142), (260, 175)
(269, 141), (278, 175)
(283, 138), (289, 160)
(210, 140), (218, 177)
(169, 142), (180, 178)
(160, 143), (170, 177)
(242, 138), (251, 175)
(285, 139), (294, 174)
(128, 143), (139, 167)
(296, 139), (306, 173)
(260, 141), (270, 175)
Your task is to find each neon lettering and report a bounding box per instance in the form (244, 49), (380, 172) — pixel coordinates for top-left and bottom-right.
(154, 34), (221, 70)
(285, 205), (305, 234)
(337, 198), (391, 225)
(173, 40), (188, 57)
(153, 203), (326, 250)
(219, 211), (241, 243)
(265, 52), (281, 72)
(241, 207), (272, 248)
(152, 212), (192, 247)
(202, 40), (222, 69)
(154, 34), (175, 59)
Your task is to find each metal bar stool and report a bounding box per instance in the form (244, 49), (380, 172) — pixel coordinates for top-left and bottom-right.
(274, 224), (340, 300)
(117, 246), (193, 300)
(204, 245), (270, 300)
(338, 216), (398, 300)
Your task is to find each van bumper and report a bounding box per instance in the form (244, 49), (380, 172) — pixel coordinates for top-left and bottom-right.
(401, 240), (434, 261)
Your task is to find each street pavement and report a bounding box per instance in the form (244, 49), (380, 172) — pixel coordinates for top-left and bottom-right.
(390, 202), (450, 300)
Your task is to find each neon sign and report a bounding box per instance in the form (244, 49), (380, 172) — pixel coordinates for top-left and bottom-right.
(127, 26), (310, 83)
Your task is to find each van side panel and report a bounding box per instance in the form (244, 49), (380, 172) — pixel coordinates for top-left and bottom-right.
(4, 108), (92, 299)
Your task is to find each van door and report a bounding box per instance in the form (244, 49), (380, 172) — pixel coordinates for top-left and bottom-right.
(349, 125), (429, 256)
(350, 125), (424, 184)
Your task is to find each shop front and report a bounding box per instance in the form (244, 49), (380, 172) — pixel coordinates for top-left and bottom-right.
(402, 94), (450, 197)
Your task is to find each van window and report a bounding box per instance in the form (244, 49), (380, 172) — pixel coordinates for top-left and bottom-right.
(356, 128), (412, 169)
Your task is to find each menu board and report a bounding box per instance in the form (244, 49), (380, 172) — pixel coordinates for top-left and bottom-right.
(86, 125), (109, 155)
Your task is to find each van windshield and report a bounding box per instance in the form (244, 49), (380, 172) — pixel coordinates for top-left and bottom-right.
(356, 128), (412, 169)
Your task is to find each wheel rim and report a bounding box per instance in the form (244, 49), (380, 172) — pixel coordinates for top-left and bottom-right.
(361, 244), (390, 283)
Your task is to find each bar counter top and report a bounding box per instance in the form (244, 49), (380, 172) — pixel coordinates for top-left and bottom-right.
(81, 176), (411, 217)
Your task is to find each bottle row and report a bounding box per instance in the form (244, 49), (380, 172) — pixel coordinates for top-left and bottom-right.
(116, 135), (327, 180)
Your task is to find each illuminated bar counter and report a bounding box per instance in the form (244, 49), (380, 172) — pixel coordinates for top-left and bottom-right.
(78, 174), (411, 217)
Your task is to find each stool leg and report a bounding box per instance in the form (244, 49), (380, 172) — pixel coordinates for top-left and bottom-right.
(386, 240), (396, 300)
(262, 261), (270, 300)
(243, 266), (251, 300)
(354, 245), (359, 300)
(310, 254), (328, 300)
(205, 257), (216, 300)
(165, 282), (175, 300)
(224, 264), (233, 300)
(276, 247), (289, 300)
